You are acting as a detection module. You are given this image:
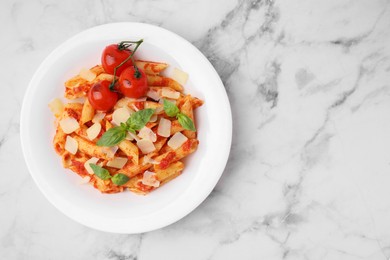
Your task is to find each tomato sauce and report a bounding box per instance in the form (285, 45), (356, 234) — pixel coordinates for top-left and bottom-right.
(182, 139), (192, 152)
(137, 182), (154, 192)
(159, 152), (176, 169)
(85, 121), (93, 128)
(96, 127), (105, 139)
(134, 101), (144, 110)
(65, 108), (80, 121)
(71, 160), (88, 176)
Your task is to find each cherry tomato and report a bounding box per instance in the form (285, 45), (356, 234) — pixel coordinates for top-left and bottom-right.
(88, 81), (118, 111)
(101, 44), (133, 75)
(118, 67), (148, 98)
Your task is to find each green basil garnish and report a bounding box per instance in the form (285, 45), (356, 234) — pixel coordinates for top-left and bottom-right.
(163, 99), (196, 132)
(96, 108), (155, 147)
(90, 164), (130, 186)
(111, 173), (130, 186)
(89, 164), (111, 180)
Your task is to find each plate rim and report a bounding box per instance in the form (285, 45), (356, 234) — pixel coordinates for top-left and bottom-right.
(20, 22), (232, 233)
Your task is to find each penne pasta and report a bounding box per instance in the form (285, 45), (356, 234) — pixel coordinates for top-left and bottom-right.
(147, 136), (167, 158)
(176, 95), (204, 110)
(93, 176), (124, 194)
(180, 96), (196, 139)
(144, 101), (163, 114)
(72, 134), (113, 160)
(119, 156), (153, 178)
(93, 73), (114, 83)
(170, 120), (184, 135)
(80, 99), (95, 125)
(114, 97), (131, 109)
(125, 161), (184, 194)
(74, 125), (89, 140)
(65, 66), (105, 99)
(135, 60), (168, 75)
(62, 103), (83, 121)
(155, 161), (184, 182)
(147, 75), (183, 92)
(118, 140), (139, 165)
(153, 139), (198, 171)
(53, 127), (67, 155)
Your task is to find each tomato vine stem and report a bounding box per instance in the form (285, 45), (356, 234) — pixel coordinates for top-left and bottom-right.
(109, 39), (143, 91)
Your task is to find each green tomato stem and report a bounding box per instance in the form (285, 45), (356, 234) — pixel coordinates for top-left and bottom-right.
(109, 39), (144, 91)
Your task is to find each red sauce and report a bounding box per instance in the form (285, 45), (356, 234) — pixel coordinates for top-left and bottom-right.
(159, 152), (176, 169)
(159, 77), (171, 86)
(134, 101), (144, 110)
(74, 86), (82, 94)
(137, 182), (154, 192)
(96, 127), (105, 139)
(65, 108), (80, 121)
(71, 160), (88, 176)
(182, 139), (192, 152)
(54, 137), (63, 154)
(105, 114), (113, 121)
(85, 121), (93, 128)
(139, 60), (160, 74)
(150, 64), (160, 73)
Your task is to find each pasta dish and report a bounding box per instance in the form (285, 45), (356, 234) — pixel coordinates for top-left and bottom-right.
(49, 39), (203, 194)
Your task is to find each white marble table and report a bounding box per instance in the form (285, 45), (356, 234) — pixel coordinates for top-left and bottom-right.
(1, 0), (390, 259)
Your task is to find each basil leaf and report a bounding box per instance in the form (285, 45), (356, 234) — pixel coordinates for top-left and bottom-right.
(128, 128), (136, 134)
(177, 113), (196, 131)
(89, 164), (111, 180)
(163, 99), (180, 117)
(96, 127), (126, 147)
(111, 173), (130, 186)
(126, 108), (155, 131)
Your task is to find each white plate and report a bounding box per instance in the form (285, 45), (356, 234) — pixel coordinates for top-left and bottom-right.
(20, 23), (232, 233)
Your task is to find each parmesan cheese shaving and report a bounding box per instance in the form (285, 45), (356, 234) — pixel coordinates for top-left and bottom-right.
(126, 132), (140, 142)
(84, 157), (99, 174)
(137, 139), (156, 154)
(107, 157), (128, 169)
(138, 126), (157, 142)
(65, 136), (78, 154)
(146, 90), (160, 101)
(157, 118), (171, 137)
(112, 107), (131, 126)
(79, 68), (96, 82)
(59, 117), (80, 134)
(78, 176), (91, 185)
(149, 114), (158, 123)
(92, 112), (106, 123)
(110, 146), (119, 155)
(48, 98), (64, 118)
(142, 171), (160, 187)
(114, 97), (130, 109)
(161, 88), (180, 99)
(125, 132), (134, 141)
(168, 132), (188, 150)
(171, 67), (188, 85)
(102, 145), (118, 158)
(86, 122), (101, 140)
